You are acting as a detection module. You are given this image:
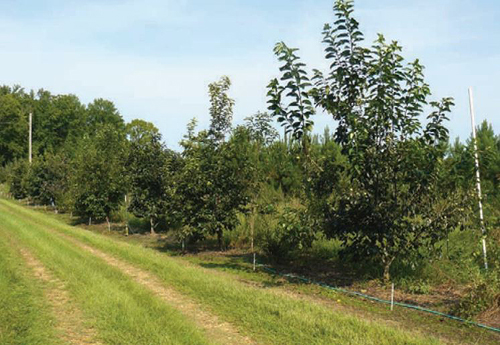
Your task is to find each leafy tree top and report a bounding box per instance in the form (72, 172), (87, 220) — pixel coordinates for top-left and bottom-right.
(267, 42), (315, 145)
(208, 76), (234, 143)
(244, 111), (279, 146)
(310, 0), (453, 154)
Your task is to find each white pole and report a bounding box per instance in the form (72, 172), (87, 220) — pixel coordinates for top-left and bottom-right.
(251, 205), (256, 271)
(468, 87), (488, 270)
(29, 112), (32, 164)
(390, 283), (394, 311)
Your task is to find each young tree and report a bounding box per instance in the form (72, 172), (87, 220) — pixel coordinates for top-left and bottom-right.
(175, 120), (256, 250)
(71, 125), (127, 228)
(262, 141), (303, 196)
(270, 0), (470, 280)
(174, 76), (255, 250)
(312, 0), (468, 280)
(24, 151), (70, 212)
(127, 122), (172, 235)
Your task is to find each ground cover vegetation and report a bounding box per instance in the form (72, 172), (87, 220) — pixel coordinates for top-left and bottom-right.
(1, 0), (499, 330)
(0, 199), (445, 344)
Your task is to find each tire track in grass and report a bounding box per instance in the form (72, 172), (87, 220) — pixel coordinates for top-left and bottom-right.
(5, 232), (101, 345)
(0, 229), (61, 345)
(55, 231), (257, 345)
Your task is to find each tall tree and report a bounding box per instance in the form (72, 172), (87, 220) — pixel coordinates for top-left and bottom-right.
(314, 0), (468, 280)
(86, 98), (125, 134)
(0, 87), (29, 165)
(270, 0), (469, 280)
(32, 91), (87, 155)
(126, 119), (160, 145)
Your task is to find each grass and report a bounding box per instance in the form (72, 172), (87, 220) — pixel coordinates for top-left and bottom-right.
(0, 202), (210, 345)
(0, 230), (61, 345)
(179, 252), (500, 345)
(0, 198), (442, 345)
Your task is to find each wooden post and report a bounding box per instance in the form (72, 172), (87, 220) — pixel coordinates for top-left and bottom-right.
(468, 87), (488, 270)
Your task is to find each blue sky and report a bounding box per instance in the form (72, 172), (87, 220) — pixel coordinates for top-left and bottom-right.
(0, 0), (499, 149)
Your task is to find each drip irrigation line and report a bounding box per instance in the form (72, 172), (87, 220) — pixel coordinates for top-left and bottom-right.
(258, 265), (500, 334)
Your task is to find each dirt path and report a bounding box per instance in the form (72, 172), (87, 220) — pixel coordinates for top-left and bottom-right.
(56, 232), (256, 345)
(17, 246), (101, 345)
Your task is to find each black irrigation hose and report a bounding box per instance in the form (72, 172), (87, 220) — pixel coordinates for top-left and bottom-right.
(259, 265), (500, 334)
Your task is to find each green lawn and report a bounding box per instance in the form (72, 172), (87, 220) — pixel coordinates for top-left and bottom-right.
(0, 198), (442, 345)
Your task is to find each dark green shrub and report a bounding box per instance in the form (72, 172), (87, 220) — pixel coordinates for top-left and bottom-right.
(453, 271), (500, 319)
(260, 207), (317, 262)
(6, 159), (30, 199)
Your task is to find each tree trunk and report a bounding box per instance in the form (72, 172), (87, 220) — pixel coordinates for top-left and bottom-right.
(106, 216), (111, 232)
(88, 217), (92, 226)
(125, 222), (129, 236)
(217, 229), (223, 251)
(150, 216), (156, 235)
(383, 257), (395, 283)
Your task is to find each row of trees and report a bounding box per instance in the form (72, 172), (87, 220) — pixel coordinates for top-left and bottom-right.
(1, 0), (499, 281)
(0, 77), (265, 244)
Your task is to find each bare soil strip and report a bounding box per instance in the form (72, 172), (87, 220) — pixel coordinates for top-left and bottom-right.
(57, 232), (256, 345)
(17, 246), (101, 345)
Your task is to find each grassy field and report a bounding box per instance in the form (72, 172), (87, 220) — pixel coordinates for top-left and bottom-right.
(0, 197), (493, 344)
(0, 230), (61, 345)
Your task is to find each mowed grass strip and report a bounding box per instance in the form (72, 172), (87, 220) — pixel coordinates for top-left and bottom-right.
(14, 240), (102, 345)
(0, 203), (211, 345)
(57, 233), (256, 345)
(0, 227), (61, 345)
(0, 199), (441, 345)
